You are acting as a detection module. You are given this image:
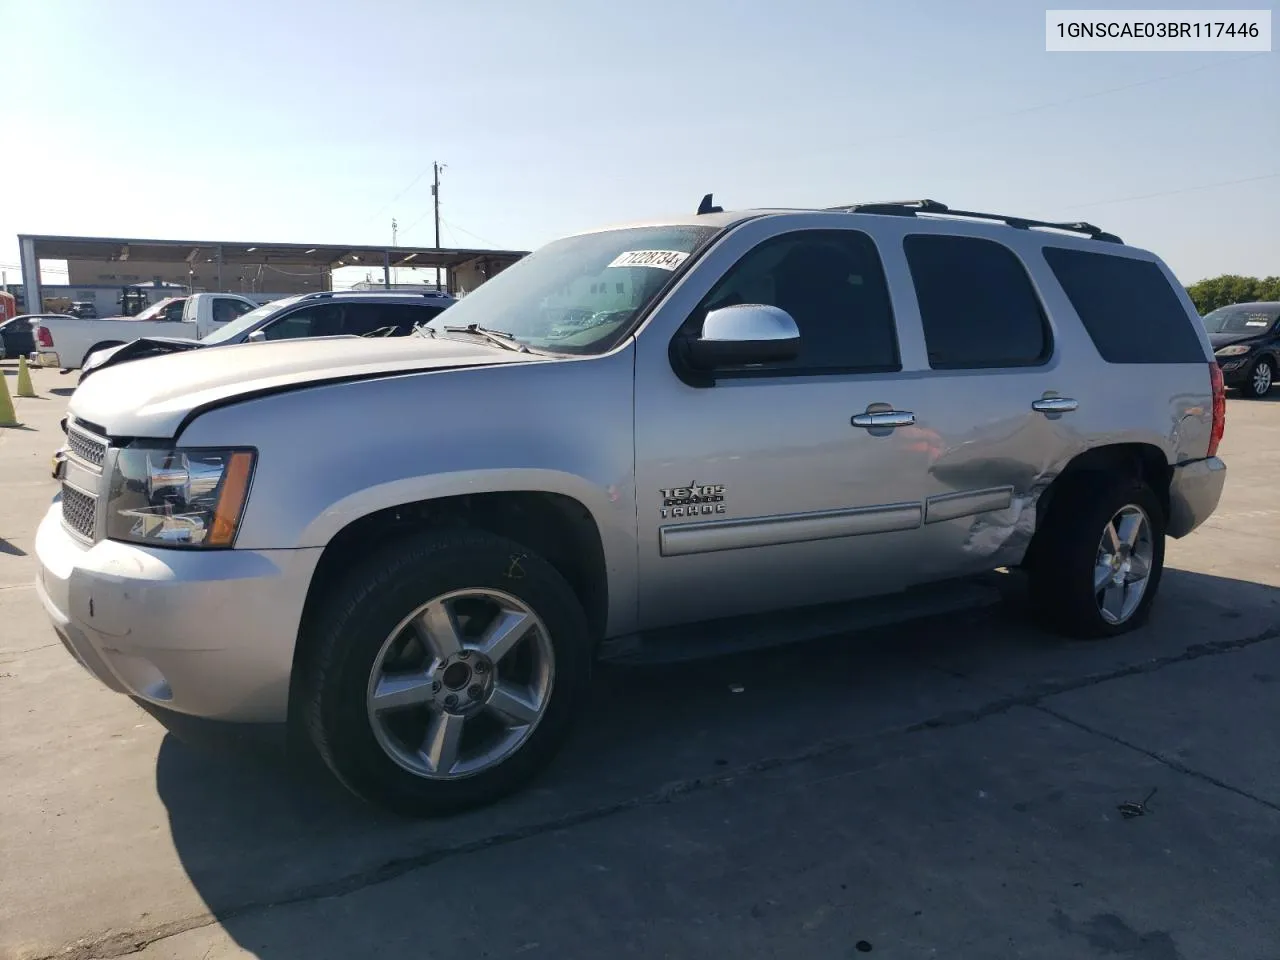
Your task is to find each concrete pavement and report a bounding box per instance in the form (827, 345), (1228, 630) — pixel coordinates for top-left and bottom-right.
(1, 362), (1277, 960)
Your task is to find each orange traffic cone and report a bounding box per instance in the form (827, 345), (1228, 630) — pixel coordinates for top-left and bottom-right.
(16, 356), (36, 398)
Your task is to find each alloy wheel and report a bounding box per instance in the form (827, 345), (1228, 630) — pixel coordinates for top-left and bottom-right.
(1093, 504), (1154, 625)
(365, 588), (555, 780)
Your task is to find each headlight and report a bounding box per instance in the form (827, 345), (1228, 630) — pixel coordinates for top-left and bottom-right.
(1215, 344), (1252, 357)
(105, 446), (256, 548)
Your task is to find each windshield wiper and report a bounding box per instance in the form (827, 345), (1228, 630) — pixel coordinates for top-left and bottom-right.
(442, 323), (529, 353)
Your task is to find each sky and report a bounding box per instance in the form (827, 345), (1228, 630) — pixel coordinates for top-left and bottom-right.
(0, 0), (1275, 290)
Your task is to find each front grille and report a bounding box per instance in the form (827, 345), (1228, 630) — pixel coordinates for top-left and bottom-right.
(66, 427), (107, 468)
(61, 484), (97, 541)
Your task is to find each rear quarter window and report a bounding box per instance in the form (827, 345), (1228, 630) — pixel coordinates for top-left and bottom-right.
(1042, 247), (1206, 364)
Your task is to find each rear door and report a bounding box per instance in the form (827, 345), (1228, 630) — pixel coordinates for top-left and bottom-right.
(882, 228), (1083, 583)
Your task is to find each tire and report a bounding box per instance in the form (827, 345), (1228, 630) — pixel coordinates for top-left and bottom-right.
(302, 528), (591, 817)
(1027, 475), (1166, 640)
(1241, 357), (1274, 399)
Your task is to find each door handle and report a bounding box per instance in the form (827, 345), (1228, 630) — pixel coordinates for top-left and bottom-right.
(1031, 397), (1079, 414)
(851, 410), (916, 429)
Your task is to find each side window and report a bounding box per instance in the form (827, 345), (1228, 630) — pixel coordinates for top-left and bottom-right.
(1041, 247), (1206, 364)
(904, 234), (1050, 369)
(163, 301), (185, 321)
(381, 303), (444, 334)
(335, 304), (390, 336)
(262, 305), (343, 340)
(689, 229), (900, 374)
(339, 303), (432, 337)
(212, 298), (252, 324)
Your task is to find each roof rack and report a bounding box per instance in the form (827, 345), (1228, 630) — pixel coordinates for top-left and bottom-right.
(826, 199), (1123, 244)
(297, 290), (454, 301)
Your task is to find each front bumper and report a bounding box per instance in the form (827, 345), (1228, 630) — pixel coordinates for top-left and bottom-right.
(1166, 456), (1226, 539)
(34, 503), (322, 722)
(1216, 356), (1252, 386)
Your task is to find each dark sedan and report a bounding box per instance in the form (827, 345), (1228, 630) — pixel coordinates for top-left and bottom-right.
(0, 314), (67, 361)
(1205, 302), (1279, 399)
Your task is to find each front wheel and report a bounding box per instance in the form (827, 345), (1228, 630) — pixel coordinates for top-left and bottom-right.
(1241, 357), (1274, 398)
(1028, 476), (1166, 639)
(302, 529), (592, 817)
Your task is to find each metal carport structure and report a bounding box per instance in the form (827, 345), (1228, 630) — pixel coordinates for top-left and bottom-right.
(16, 234), (529, 311)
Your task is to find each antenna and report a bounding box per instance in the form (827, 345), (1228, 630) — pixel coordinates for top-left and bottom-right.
(697, 193), (723, 215)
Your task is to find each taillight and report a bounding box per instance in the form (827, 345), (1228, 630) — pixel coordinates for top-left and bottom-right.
(37, 326), (54, 347)
(1208, 362), (1226, 458)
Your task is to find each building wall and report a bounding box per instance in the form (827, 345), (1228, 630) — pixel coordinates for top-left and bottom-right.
(65, 259), (330, 295)
(451, 257), (519, 295)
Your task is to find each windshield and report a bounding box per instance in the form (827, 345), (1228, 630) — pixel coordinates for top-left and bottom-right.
(199, 296), (303, 344)
(1202, 304), (1279, 334)
(421, 224), (720, 354)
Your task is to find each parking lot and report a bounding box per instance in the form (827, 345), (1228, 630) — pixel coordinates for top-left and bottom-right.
(1, 360), (1277, 959)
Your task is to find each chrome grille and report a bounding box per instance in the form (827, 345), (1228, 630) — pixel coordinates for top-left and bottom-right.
(66, 426), (107, 468)
(61, 485), (97, 540)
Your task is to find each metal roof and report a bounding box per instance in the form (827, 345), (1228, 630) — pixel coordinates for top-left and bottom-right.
(17, 234), (529, 270)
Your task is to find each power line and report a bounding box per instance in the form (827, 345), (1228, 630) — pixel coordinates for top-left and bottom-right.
(1062, 171), (1280, 211)
(362, 162), (437, 226)
(821, 51), (1268, 155)
(438, 215), (501, 248)
(999, 51), (1269, 121)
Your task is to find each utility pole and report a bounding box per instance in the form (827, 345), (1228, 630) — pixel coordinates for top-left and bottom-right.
(432, 161), (445, 291)
(432, 162), (441, 250)
(391, 218), (398, 287)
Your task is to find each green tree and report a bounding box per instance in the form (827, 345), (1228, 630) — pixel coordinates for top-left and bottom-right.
(1186, 275), (1280, 314)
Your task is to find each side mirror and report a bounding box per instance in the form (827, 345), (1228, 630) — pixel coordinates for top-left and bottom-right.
(683, 304), (800, 369)
(246, 329), (267, 343)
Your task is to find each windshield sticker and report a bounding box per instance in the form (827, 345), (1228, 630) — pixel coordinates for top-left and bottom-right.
(1245, 319), (1269, 326)
(607, 250), (690, 271)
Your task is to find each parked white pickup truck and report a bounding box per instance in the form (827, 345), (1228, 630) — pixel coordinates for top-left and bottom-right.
(31, 292), (259, 371)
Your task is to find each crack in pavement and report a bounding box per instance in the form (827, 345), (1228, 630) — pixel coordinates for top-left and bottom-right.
(32, 621), (1280, 960)
(0, 642), (59, 658)
(1036, 704), (1280, 814)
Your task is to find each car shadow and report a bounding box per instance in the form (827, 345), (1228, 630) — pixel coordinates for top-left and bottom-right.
(152, 567), (1280, 959)
(48, 387), (75, 397)
(0, 538), (27, 556)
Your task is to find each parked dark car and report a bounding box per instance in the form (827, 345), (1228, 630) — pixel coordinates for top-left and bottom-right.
(1204, 301), (1280, 398)
(78, 290), (457, 382)
(1, 314), (67, 360)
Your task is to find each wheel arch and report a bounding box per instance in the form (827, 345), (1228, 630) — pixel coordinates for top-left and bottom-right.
(288, 489), (612, 731)
(1026, 442), (1172, 567)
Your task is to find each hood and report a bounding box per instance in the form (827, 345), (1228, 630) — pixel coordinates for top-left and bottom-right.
(1209, 331), (1265, 348)
(69, 334), (544, 438)
(80, 336), (203, 379)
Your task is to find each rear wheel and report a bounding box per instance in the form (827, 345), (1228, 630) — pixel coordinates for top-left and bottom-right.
(302, 529), (591, 817)
(1241, 357), (1274, 398)
(1028, 476), (1165, 639)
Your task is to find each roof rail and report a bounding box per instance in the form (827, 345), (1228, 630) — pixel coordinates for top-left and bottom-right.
(296, 290), (454, 301)
(827, 199), (1123, 244)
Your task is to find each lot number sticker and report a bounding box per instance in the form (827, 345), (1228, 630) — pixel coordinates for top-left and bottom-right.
(607, 250), (689, 271)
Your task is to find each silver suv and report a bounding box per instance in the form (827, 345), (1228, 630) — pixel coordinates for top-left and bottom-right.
(34, 197), (1227, 816)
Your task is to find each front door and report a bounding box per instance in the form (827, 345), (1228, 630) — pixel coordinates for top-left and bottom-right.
(633, 223), (934, 631)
